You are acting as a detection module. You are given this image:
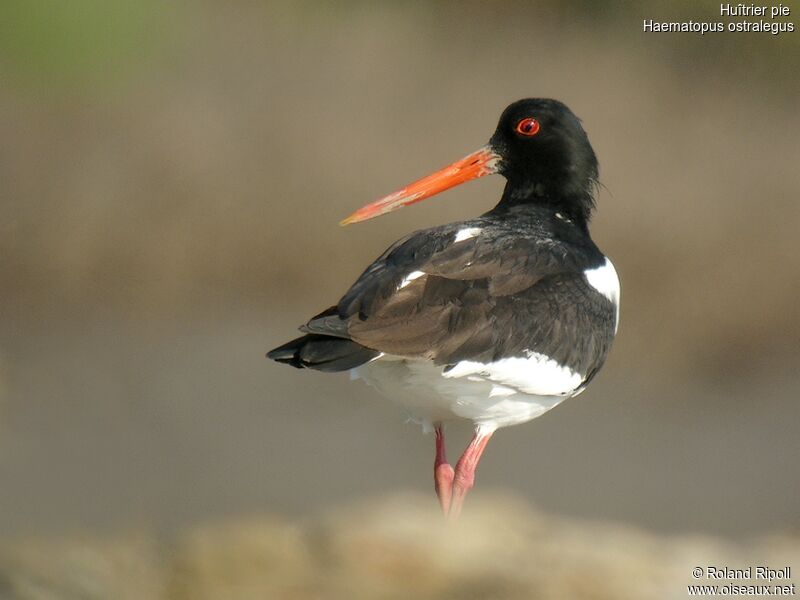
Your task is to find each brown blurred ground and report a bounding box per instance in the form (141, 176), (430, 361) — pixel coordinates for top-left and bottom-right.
(2, 492), (798, 600)
(0, 0), (798, 591)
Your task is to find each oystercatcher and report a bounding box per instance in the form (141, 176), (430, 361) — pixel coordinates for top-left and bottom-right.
(268, 99), (619, 518)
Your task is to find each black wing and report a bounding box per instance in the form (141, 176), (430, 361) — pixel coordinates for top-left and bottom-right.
(305, 215), (616, 376)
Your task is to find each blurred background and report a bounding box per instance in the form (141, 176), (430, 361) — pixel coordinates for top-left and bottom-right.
(0, 1), (798, 598)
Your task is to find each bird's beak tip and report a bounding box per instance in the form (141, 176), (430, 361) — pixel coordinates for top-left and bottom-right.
(336, 145), (499, 227)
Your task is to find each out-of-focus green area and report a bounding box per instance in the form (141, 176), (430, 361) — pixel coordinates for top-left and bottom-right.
(0, 1), (798, 597)
(0, 0), (169, 90)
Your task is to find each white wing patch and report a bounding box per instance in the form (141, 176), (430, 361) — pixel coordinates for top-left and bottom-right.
(453, 227), (482, 243)
(583, 257), (620, 332)
(398, 270), (425, 289)
(443, 351), (583, 397)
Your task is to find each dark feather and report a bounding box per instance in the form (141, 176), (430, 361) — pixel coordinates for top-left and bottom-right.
(267, 334), (379, 372)
(269, 204), (616, 383)
(333, 205), (616, 377)
(301, 306), (350, 338)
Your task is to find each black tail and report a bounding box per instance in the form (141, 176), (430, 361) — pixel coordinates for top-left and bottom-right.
(267, 334), (379, 372)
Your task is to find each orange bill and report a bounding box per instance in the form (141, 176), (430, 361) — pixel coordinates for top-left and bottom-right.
(340, 145), (501, 225)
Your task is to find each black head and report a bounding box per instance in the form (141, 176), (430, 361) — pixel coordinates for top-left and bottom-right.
(340, 98), (600, 227)
(489, 99), (599, 223)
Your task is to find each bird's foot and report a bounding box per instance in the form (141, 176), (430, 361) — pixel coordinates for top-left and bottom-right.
(433, 424), (493, 520)
(447, 429), (493, 521)
(434, 462), (455, 516)
(434, 424), (454, 516)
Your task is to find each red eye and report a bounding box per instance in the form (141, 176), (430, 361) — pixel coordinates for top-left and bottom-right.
(515, 117), (540, 136)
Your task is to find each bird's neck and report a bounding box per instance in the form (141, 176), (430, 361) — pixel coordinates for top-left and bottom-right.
(494, 179), (594, 230)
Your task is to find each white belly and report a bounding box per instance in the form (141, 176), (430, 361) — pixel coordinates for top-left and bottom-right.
(351, 354), (583, 434)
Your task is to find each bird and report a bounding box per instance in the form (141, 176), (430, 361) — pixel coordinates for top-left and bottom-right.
(268, 98), (619, 519)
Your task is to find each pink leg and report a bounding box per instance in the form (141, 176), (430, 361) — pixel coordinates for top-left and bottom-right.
(433, 424), (455, 516)
(448, 428), (494, 521)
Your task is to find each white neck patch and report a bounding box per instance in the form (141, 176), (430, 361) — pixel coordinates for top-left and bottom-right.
(583, 258), (619, 304)
(583, 257), (620, 331)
